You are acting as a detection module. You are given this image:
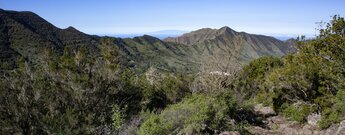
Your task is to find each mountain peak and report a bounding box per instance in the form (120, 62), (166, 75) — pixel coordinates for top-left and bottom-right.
(164, 26), (238, 45)
(218, 26), (235, 34)
(64, 26), (83, 33)
(133, 34), (162, 44)
(141, 34), (161, 41)
(142, 34), (156, 38)
(219, 26), (231, 31)
(65, 26), (77, 31)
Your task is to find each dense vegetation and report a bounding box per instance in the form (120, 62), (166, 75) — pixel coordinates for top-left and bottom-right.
(234, 15), (345, 128)
(1, 12), (344, 135)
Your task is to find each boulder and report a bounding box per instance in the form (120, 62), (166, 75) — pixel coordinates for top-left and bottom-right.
(307, 113), (321, 126)
(254, 104), (276, 117)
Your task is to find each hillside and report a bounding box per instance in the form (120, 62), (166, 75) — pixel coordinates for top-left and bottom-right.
(110, 35), (199, 73)
(165, 26), (296, 63)
(0, 9), (296, 74)
(0, 9), (100, 69)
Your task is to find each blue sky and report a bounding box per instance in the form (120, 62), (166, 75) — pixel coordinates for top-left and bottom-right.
(1, 0), (344, 37)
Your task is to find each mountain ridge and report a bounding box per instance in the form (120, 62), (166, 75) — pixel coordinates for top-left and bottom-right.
(0, 9), (296, 73)
(165, 26), (297, 64)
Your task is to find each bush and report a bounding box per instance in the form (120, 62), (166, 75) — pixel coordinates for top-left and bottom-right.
(139, 73), (193, 111)
(281, 102), (317, 123)
(318, 108), (340, 129)
(112, 104), (127, 130)
(138, 93), (241, 135)
(158, 74), (192, 103)
(0, 45), (145, 134)
(138, 114), (170, 135)
(231, 15), (345, 129)
(234, 56), (283, 99)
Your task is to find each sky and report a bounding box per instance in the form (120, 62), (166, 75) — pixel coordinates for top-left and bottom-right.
(1, 0), (345, 37)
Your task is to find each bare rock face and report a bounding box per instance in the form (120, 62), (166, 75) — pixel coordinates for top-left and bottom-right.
(321, 120), (345, 135)
(254, 104), (276, 117)
(249, 115), (345, 135)
(307, 113), (321, 126)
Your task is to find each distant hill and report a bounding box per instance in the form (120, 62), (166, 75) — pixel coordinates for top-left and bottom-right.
(164, 26), (297, 62)
(0, 9), (296, 73)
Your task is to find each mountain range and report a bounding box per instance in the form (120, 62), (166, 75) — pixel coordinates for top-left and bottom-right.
(0, 9), (297, 73)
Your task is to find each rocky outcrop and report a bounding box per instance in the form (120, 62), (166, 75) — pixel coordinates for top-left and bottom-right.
(249, 104), (343, 135)
(254, 104), (276, 117)
(249, 115), (345, 135)
(307, 113), (321, 126)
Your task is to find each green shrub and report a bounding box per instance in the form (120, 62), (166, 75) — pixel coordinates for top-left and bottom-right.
(139, 74), (192, 111)
(139, 76), (169, 110)
(281, 102), (317, 123)
(158, 74), (192, 103)
(318, 108), (340, 129)
(138, 114), (171, 135)
(254, 92), (275, 107)
(112, 104), (127, 130)
(0, 44), (144, 134)
(318, 89), (345, 128)
(235, 56), (283, 99)
(138, 93), (240, 135)
(257, 15), (345, 128)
